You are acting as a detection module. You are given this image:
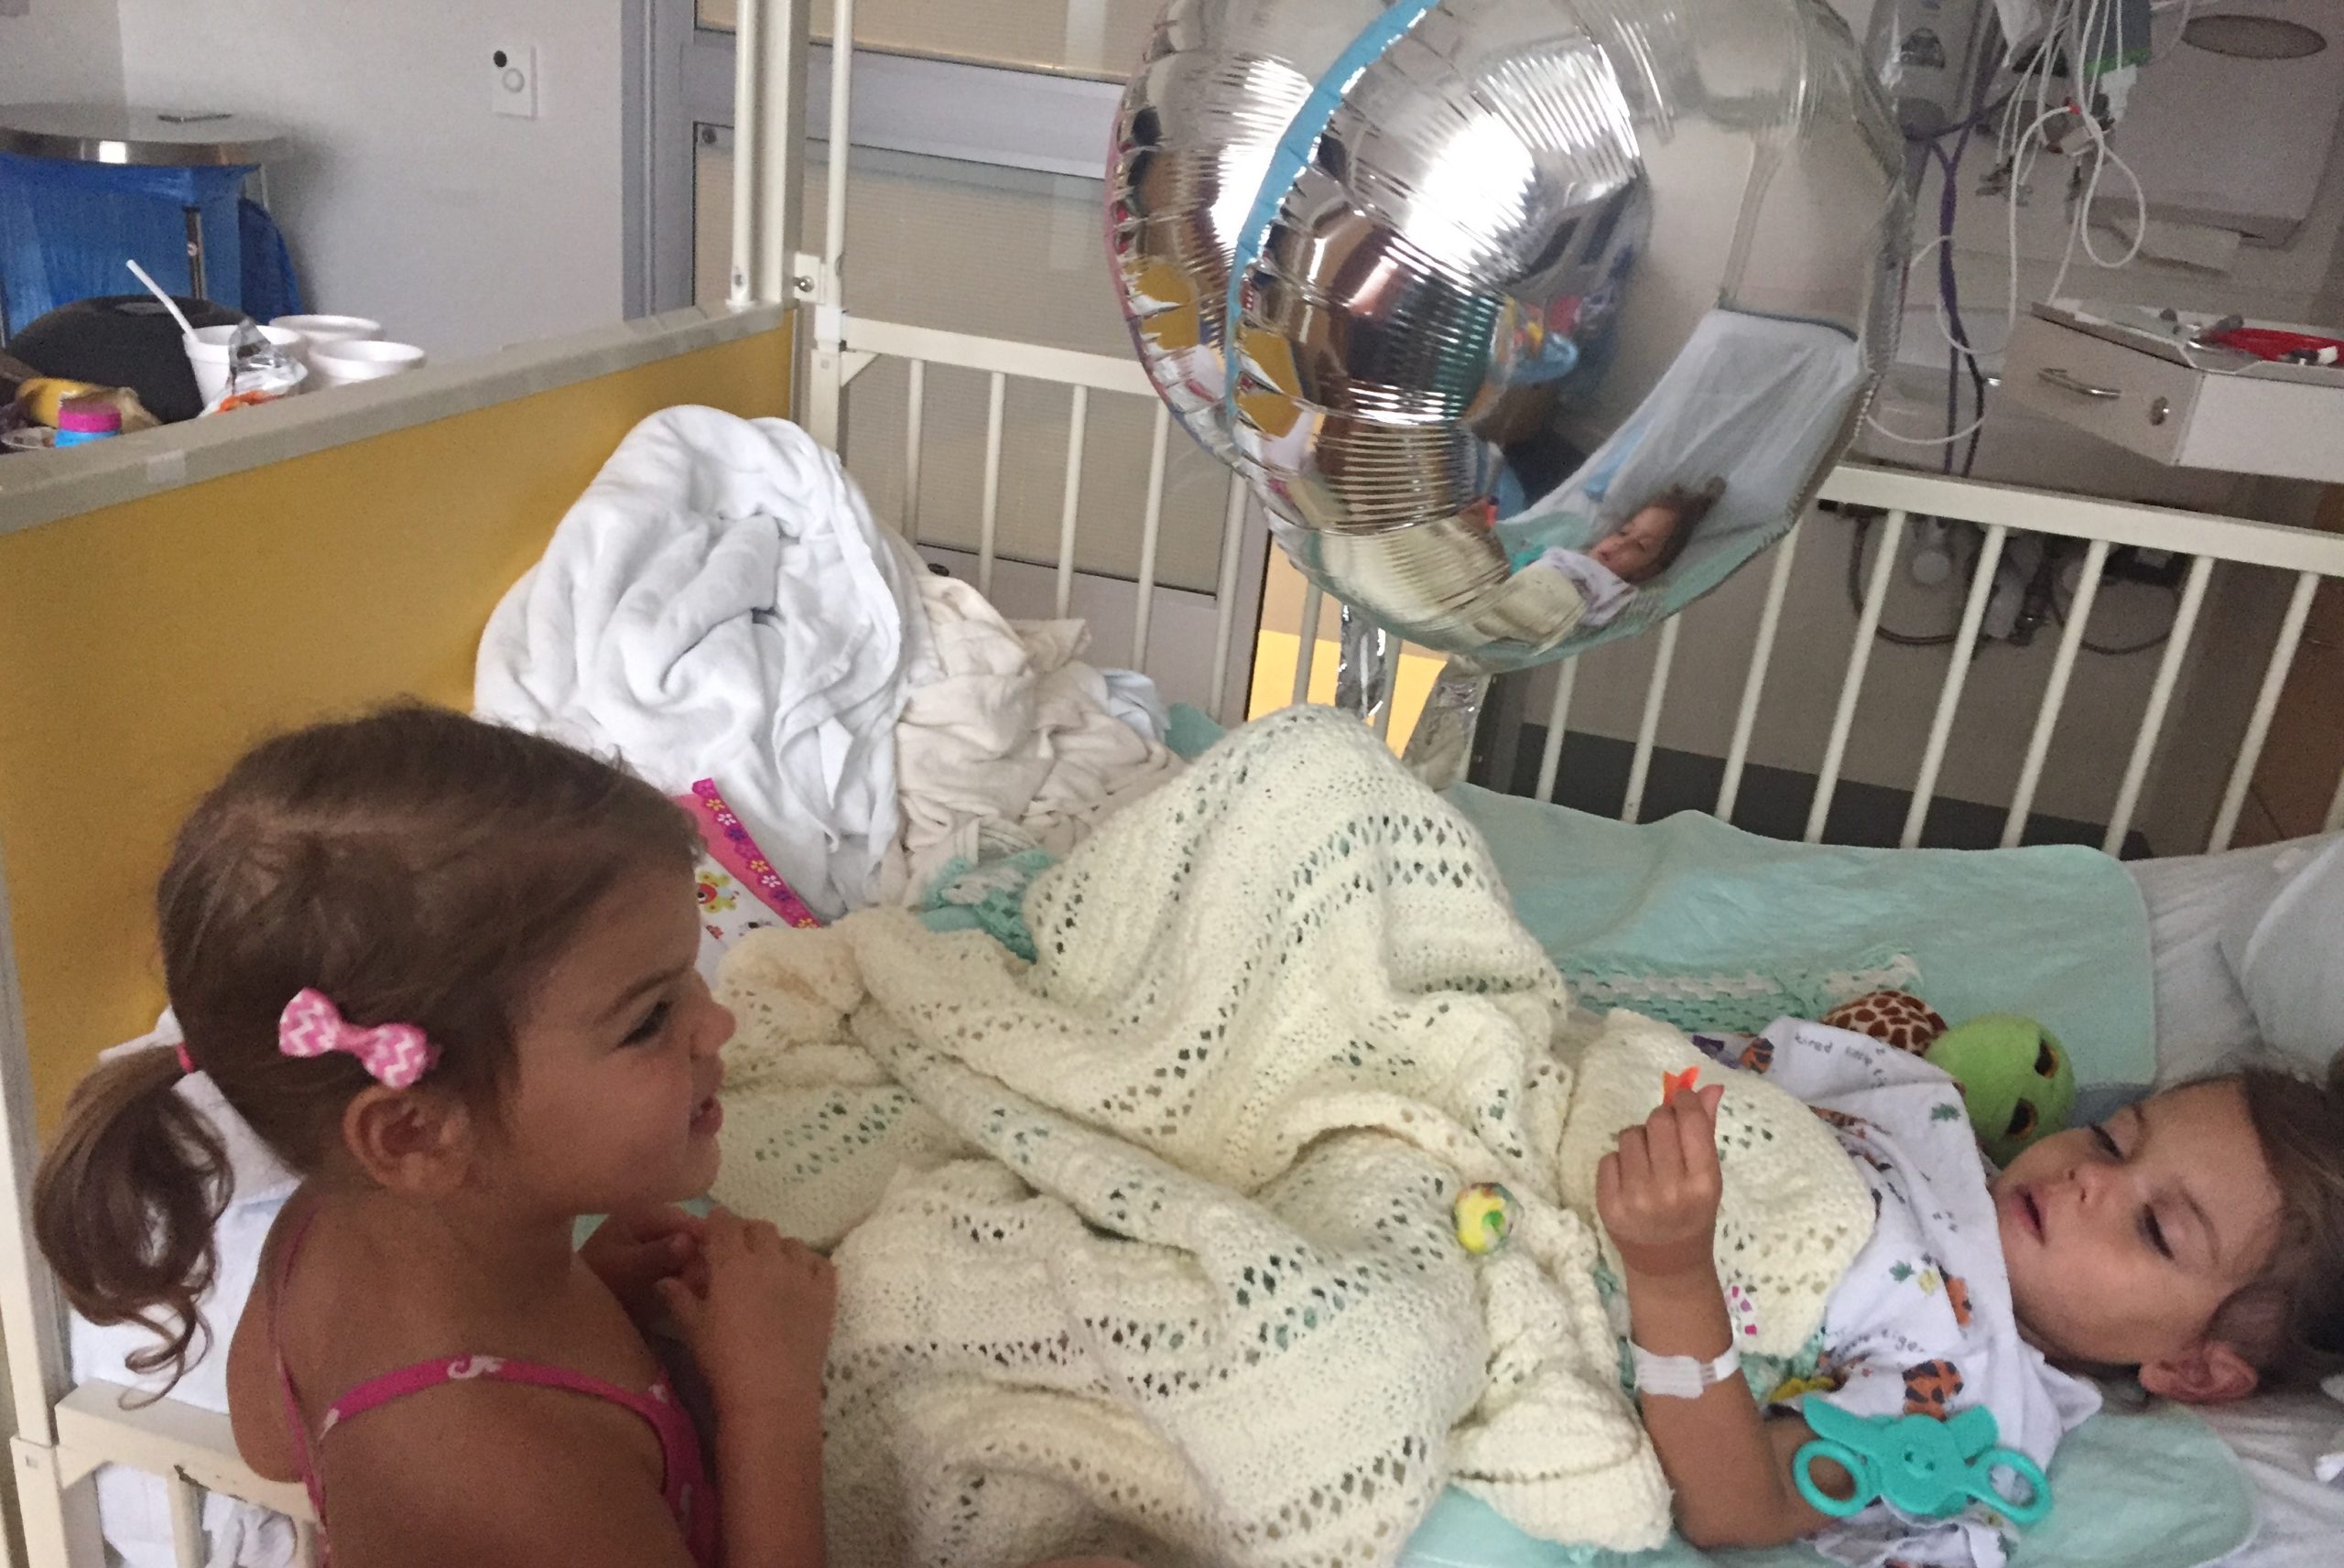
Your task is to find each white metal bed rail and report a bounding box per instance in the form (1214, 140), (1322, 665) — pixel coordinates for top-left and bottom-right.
(816, 297), (2344, 861)
(1499, 462), (2344, 858)
(48, 1384), (319, 1568)
(814, 282), (2344, 863)
(829, 315), (1259, 721)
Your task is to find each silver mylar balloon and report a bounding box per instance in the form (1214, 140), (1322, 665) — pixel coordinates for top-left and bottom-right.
(1108, 0), (1908, 673)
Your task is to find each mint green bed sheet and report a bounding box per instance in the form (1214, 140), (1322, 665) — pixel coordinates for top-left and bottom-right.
(1444, 785), (2155, 1091)
(1166, 707), (2156, 1088)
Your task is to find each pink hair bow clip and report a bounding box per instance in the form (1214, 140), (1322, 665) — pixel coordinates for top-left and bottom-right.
(278, 989), (440, 1089)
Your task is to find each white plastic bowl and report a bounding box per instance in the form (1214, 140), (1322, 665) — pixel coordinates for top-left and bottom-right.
(183, 325), (307, 406)
(269, 313), (384, 365)
(309, 339), (428, 389)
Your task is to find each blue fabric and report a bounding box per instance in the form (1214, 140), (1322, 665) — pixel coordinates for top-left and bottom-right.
(0, 155), (254, 330)
(237, 198), (304, 320)
(1493, 425), (1637, 560)
(1165, 702), (1226, 762)
(915, 849), (1057, 961)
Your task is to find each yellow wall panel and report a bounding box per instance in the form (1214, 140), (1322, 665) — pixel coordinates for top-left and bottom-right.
(0, 327), (791, 1129)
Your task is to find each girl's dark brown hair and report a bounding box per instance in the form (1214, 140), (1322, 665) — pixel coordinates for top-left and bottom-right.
(2216, 1054), (2344, 1386)
(1618, 476), (1725, 585)
(32, 705), (699, 1389)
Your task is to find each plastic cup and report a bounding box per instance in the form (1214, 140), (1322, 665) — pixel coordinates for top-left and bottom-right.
(184, 325), (306, 406)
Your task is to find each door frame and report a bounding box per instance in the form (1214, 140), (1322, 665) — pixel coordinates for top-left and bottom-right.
(623, 5), (1123, 315)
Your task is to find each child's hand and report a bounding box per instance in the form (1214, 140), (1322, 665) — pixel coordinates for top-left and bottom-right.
(657, 1208), (836, 1421)
(1596, 1082), (1727, 1282)
(581, 1206), (705, 1327)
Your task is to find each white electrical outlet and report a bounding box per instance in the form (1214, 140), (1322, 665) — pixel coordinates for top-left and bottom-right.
(491, 46), (538, 119)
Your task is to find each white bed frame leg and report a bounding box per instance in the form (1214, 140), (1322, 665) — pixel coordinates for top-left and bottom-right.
(1533, 658), (1579, 805)
(1716, 526), (1801, 826)
(1292, 585), (1325, 708)
(166, 1470), (205, 1568)
(2208, 570), (2320, 853)
(1807, 508), (1907, 843)
(1621, 618), (1681, 825)
(798, 0), (854, 450)
(12, 1438), (104, 1566)
(728, 0), (814, 434)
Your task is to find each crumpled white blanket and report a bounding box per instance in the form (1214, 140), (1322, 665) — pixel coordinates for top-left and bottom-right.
(475, 407), (933, 918)
(883, 573), (1181, 902)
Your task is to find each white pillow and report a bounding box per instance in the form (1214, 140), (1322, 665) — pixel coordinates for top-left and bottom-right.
(2189, 1386), (2344, 1563)
(2126, 846), (2284, 1083)
(2219, 834), (2344, 1079)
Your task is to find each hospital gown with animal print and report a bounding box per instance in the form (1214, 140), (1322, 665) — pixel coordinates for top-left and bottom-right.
(1698, 1019), (2102, 1568)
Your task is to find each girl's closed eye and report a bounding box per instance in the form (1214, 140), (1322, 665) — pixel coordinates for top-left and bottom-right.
(622, 999), (673, 1047)
(2090, 1123), (2177, 1258)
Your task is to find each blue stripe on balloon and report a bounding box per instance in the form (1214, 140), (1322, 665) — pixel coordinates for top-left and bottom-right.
(1221, 0), (1448, 414)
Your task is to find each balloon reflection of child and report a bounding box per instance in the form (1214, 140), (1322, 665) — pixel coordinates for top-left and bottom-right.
(1511, 479), (1725, 630)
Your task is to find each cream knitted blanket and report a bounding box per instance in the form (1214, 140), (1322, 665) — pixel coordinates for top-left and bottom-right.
(711, 707), (1872, 1568)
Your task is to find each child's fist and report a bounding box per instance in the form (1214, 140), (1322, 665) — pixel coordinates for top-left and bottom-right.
(657, 1208), (836, 1420)
(581, 1206), (704, 1327)
(1595, 1081), (1726, 1281)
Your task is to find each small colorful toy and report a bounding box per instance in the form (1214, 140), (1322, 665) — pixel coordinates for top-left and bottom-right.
(1821, 990), (1948, 1054)
(1661, 1066), (1701, 1102)
(1453, 1184), (1515, 1255)
(1793, 1401), (2051, 1526)
(1820, 991), (2075, 1167)
(1927, 1016), (2076, 1169)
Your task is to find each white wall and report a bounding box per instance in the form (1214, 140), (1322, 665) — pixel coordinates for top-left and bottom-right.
(0, 0), (126, 103)
(111, 1), (625, 360)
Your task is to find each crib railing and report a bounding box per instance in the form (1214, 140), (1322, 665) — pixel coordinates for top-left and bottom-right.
(1809, 467), (2344, 855)
(47, 1382), (319, 1566)
(831, 318), (1257, 714)
(807, 308), (2344, 860)
(1506, 463), (2344, 857)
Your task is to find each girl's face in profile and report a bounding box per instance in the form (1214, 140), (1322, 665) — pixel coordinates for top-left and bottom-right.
(1589, 502), (1686, 584)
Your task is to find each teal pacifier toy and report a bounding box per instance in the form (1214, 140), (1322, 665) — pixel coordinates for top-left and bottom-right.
(1794, 1402), (2052, 1527)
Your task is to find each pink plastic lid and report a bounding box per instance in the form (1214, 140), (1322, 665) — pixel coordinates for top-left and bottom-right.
(56, 398), (123, 435)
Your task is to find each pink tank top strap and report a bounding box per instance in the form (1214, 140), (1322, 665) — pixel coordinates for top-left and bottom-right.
(323, 1353), (684, 1435)
(269, 1214), (721, 1567)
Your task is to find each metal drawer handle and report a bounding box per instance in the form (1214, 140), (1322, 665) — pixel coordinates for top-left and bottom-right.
(2039, 367), (2121, 401)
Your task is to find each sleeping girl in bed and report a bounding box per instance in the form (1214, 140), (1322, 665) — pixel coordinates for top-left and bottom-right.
(31, 707), (1126, 1568)
(1508, 478), (1724, 630)
(1601, 1022), (2344, 1568)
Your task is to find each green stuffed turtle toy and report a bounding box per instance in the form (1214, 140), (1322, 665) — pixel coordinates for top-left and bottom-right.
(1821, 993), (2077, 1167)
